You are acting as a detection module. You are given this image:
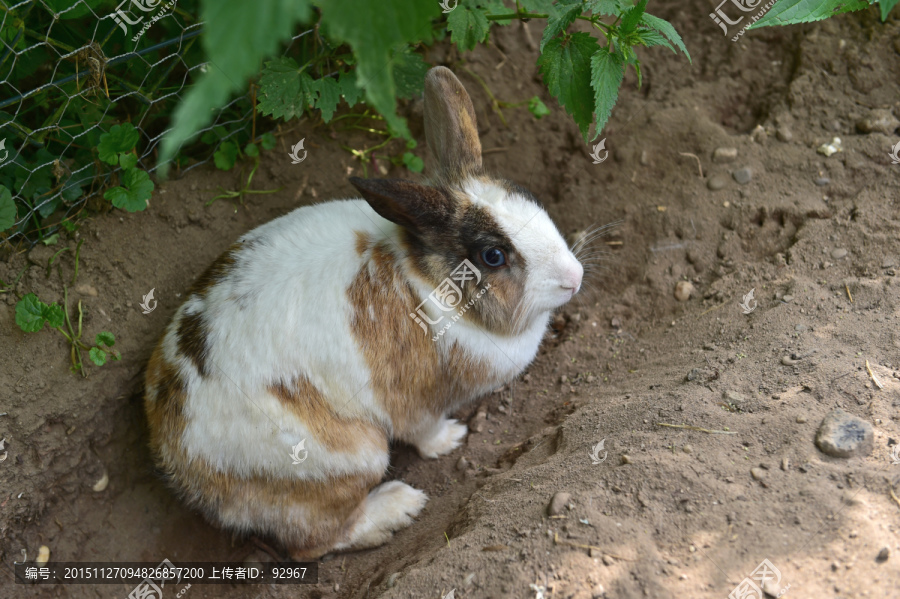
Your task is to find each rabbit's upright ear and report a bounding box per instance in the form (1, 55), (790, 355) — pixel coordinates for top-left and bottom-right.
(424, 66), (483, 184)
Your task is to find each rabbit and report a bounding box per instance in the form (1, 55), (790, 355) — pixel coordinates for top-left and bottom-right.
(143, 66), (584, 560)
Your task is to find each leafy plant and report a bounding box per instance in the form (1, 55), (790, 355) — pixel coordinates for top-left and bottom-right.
(98, 123), (154, 213)
(751, 0), (897, 28)
(15, 291), (120, 377)
(207, 132), (282, 205)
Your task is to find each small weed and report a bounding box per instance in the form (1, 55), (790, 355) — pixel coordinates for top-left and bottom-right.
(207, 134), (282, 207)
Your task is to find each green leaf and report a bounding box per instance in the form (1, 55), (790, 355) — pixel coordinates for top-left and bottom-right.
(619, 0), (648, 35)
(89, 347), (107, 366)
(588, 0), (627, 15)
(43, 303), (65, 329)
(521, 0), (560, 17)
(257, 57), (315, 121)
(96, 331), (115, 347)
(393, 49), (431, 99)
(541, 1), (583, 52)
(261, 132), (277, 151)
(40, 233), (60, 246)
(635, 28), (674, 52)
(104, 168), (153, 212)
(483, 0), (514, 23)
(640, 14), (690, 61)
(45, 0), (105, 19)
(881, 0), (899, 20)
(16, 294), (49, 332)
(402, 152), (424, 173)
(98, 124), (139, 165)
(159, 0), (314, 170)
(214, 141), (240, 170)
(528, 96), (550, 119)
(751, 0), (868, 28)
(590, 47), (625, 136)
(447, 0), (491, 52)
(244, 143), (259, 158)
(319, 0), (440, 139)
(339, 70), (363, 107)
(538, 32), (599, 142)
(118, 153), (138, 170)
(312, 76), (342, 122)
(0, 185), (15, 232)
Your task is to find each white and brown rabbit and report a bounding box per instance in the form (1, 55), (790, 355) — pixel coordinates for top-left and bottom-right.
(144, 66), (583, 559)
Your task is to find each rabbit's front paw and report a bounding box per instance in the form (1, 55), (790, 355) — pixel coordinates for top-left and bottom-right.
(336, 481), (428, 551)
(415, 418), (468, 459)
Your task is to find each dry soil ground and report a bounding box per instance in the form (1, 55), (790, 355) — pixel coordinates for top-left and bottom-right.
(2, 1), (900, 598)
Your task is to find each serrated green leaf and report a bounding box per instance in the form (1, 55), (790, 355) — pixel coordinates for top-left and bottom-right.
(312, 77), (342, 122)
(590, 47), (625, 137)
(538, 32), (599, 142)
(529, 96), (551, 118)
(16, 294), (49, 332)
(447, 0), (491, 52)
(159, 0), (314, 170)
(339, 70), (363, 107)
(393, 49), (430, 99)
(588, 0), (627, 15)
(89, 347), (107, 366)
(98, 124), (139, 165)
(750, 0), (868, 28)
(320, 0), (440, 139)
(0, 185), (15, 232)
(261, 132), (277, 151)
(257, 57), (310, 121)
(214, 141), (239, 171)
(541, 2), (583, 52)
(96, 331), (115, 347)
(881, 0), (899, 20)
(104, 168), (153, 212)
(43, 303), (64, 329)
(635, 28), (674, 52)
(244, 143), (259, 157)
(119, 153), (138, 170)
(640, 14), (690, 61)
(619, 0), (648, 35)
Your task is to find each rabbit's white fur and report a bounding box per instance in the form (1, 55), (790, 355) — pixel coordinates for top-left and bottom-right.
(144, 67), (582, 558)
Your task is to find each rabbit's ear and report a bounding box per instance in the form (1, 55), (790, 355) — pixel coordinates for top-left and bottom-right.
(424, 66), (483, 184)
(349, 177), (455, 236)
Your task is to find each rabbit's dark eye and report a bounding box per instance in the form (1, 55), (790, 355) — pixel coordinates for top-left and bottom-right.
(480, 247), (506, 268)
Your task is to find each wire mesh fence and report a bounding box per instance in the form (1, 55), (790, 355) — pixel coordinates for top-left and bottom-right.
(0, 0), (311, 250)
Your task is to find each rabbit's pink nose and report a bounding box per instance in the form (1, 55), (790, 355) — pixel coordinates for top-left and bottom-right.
(560, 263), (584, 294)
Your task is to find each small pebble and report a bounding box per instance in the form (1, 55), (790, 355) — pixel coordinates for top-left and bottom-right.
(750, 467), (766, 481)
(386, 573), (400, 588)
(782, 356), (798, 366)
(781, 457), (790, 471)
(814, 177), (830, 186)
(464, 572), (476, 587)
(548, 492), (571, 516)
(831, 248), (848, 260)
(683, 445), (693, 454)
(712, 147), (738, 163)
(602, 555), (615, 566)
(750, 125), (767, 143)
(723, 390), (746, 403)
(782, 295), (794, 302)
(674, 281), (694, 302)
(796, 416), (808, 424)
(621, 455), (633, 464)
(855, 109), (900, 135)
(776, 127), (793, 142)
(92, 472), (109, 492)
(707, 175), (728, 191)
(882, 257), (896, 269)
(75, 284), (99, 297)
(36, 546), (50, 565)
(732, 167), (752, 185)
(795, 324), (808, 332)
(456, 457), (469, 471)
(640, 150), (650, 166)
(815, 409), (874, 458)
(876, 547), (890, 562)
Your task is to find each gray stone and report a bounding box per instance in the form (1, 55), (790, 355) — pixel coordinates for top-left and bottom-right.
(815, 409), (874, 458)
(723, 390), (746, 403)
(831, 248), (848, 260)
(750, 467), (766, 481)
(732, 168), (752, 185)
(548, 492), (571, 516)
(674, 281), (693, 302)
(707, 175), (728, 191)
(876, 547), (890, 562)
(776, 127), (793, 142)
(814, 177), (830, 186)
(855, 109), (900, 135)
